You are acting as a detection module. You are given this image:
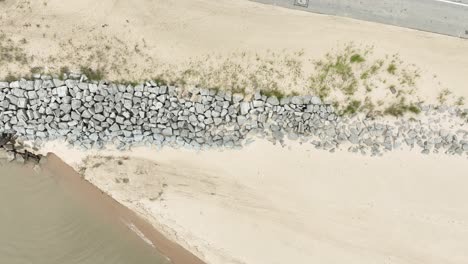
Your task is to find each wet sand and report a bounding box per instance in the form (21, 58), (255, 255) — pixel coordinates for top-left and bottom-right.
(43, 154), (205, 264)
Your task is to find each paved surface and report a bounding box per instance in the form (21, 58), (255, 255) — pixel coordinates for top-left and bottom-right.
(251, 0), (468, 38)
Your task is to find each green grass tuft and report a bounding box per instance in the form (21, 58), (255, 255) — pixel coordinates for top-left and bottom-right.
(350, 54), (365, 63)
(4, 73), (18, 82)
(232, 87), (246, 95)
(260, 89), (286, 99)
(407, 105), (421, 114)
(117, 80), (139, 86)
(153, 76), (168, 86)
(437, 89), (451, 105)
(342, 100), (361, 115)
(59, 66), (70, 80)
(387, 63), (397, 75)
(80, 66), (105, 81)
(384, 103), (420, 116)
(30, 66), (44, 75)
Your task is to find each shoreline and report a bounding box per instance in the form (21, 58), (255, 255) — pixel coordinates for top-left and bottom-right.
(42, 153), (205, 264)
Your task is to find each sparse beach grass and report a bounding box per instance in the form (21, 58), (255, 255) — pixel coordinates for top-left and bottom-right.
(0, 19), (466, 118)
(307, 44), (425, 116)
(79, 66), (105, 81)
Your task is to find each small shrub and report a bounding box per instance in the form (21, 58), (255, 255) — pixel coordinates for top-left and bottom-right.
(153, 76), (168, 86)
(260, 89), (285, 99)
(360, 72), (369, 80)
(388, 85), (397, 94)
(4, 73), (17, 82)
(59, 66), (70, 77)
(232, 87), (246, 95)
(342, 100), (361, 115)
(80, 66), (105, 81)
(387, 63), (397, 74)
(316, 85), (331, 100)
(455, 96), (465, 107)
(350, 54), (365, 63)
(30, 66), (44, 75)
(407, 105), (421, 114)
(92, 162), (103, 168)
(384, 104), (404, 116)
(209, 86), (221, 93)
(384, 103), (420, 116)
(437, 89), (451, 105)
(361, 97), (375, 113)
(342, 80), (358, 96)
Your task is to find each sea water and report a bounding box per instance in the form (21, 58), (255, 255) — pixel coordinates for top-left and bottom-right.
(0, 163), (169, 264)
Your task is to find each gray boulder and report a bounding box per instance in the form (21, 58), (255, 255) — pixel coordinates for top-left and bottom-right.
(71, 99), (82, 110)
(311, 96), (322, 105)
(253, 100), (264, 108)
(240, 102), (250, 115)
(162, 127), (173, 136)
(12, 88), (25, 98)
(94, 114), (106, 122)
(17, 98), (28, 108)
(266, 96), (279, 106)
(57, 86), (69, 97)
(82, 110), (92, 119)
(232, 93), (244, 103)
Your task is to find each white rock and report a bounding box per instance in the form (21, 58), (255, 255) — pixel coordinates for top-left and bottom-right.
(240, 102), (250, 115)
(17, 98), (28, 108)
(57, 86), (68, 97)
(311, 96), (322, 105)
(266, 96), (279, 106)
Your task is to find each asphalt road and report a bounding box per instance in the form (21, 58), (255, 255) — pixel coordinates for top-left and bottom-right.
(251, 0), (468, 38)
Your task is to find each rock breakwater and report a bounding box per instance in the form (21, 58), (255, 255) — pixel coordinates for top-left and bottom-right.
(0, 132), (43, 164)
(0, 75), (467, 157)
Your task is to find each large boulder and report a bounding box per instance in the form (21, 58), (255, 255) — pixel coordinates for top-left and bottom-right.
(240, 102), (250, 115)
(57, 86), (69, 97)
(266, 96), (279, 106)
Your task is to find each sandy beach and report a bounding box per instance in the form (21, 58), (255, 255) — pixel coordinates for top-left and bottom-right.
(1, 0), (468, 263)
(39, 140), (468, 264)
(1, 0), (468, 101)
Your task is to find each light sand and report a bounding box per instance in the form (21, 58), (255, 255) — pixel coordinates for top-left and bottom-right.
(1, 0), (468, 102)
(39, 140), (468, 264)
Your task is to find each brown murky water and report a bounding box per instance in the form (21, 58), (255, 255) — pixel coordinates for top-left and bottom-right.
(0, 163), (169, 264)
